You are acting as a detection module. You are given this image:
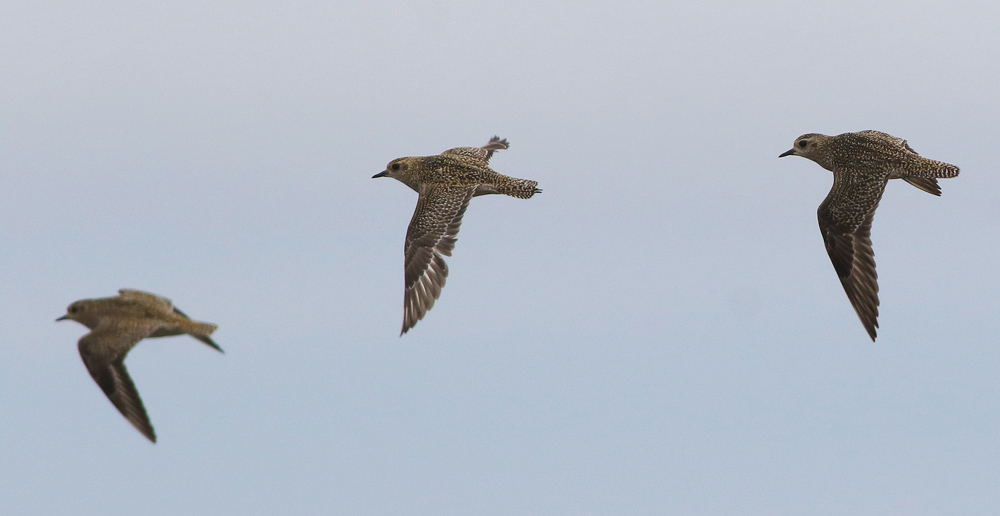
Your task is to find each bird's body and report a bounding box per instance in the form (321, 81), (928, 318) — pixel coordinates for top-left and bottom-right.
(374, 136), (541, 334)
(779, 130), (959, 340)
(57, 289), (221, 442)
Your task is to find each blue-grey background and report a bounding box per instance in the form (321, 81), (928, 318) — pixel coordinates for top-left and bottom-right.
(2, 1), (997, 514)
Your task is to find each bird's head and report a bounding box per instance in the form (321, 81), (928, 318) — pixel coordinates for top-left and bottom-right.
(373, 157), (419, 181)
(779, 133), (828, 159)
(56, 300), (99, 328)
(779, 133), (837, 170)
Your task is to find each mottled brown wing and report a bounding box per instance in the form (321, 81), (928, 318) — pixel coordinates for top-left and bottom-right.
(118, 289), (173, 313)
(856, 130), (918, 155)
(817, 199), (880, 341)
(78, 328), (157, 442)
(401, 185), (477, 334)
(902, 177), (941, 196)
(441, 136), (509, 165)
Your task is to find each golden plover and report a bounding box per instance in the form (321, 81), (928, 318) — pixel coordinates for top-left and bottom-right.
(57, 289), (221, 442)
(780, 130), (959, 340)
(374, 136), (541, 334)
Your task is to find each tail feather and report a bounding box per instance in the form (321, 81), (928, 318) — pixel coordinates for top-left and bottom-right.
(928, 160), (960, 178)
(499, 178), (541, 199)
(189, 322), (222, 353)
(910, 158), (960, 179)
(902, 158), (959, 196)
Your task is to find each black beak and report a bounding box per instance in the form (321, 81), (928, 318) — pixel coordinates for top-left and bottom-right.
(372, 170), (388, 178)
(778, 149), (796, 158)
(55, 315), (68, 322)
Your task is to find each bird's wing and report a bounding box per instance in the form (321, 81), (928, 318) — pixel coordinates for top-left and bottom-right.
(78, 325), (158, 442)
(902, 177), (942, 196)
(442, 136), (509, 165)
(119, 289), (173, 313)
(817, 179), (886, 341)
(856, 130), (918, 155)
(401, 185), (477, 334)
(851, 133), (957, 190)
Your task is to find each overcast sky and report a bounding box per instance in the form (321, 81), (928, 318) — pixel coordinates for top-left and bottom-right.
(2, 1), (999, 515)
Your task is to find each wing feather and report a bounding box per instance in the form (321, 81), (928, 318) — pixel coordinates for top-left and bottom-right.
(78, 329), (157, 442)
(441, 136), (509, 165)
(401, 185), (477, 334)
(817, 177), (886, 341)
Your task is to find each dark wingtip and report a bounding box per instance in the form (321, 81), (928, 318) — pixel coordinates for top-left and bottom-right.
(135, 421), (157, 443)
(196, 335), (224, 353)
(865, 322), (878, 342)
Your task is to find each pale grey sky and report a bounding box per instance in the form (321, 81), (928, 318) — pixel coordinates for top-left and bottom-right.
(2, 1), (998, 515)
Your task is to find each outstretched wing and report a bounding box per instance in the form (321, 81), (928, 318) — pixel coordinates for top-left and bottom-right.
(78, 327), (157, 442)
(441, 136), (509, 166)
(817, 181), (885, 341)
(401, 185), (477, 334)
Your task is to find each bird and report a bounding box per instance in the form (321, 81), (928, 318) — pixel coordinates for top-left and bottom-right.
(779, 130), (959, 341)
(373, 136), (541, 335)
(56, 289), (221, 442)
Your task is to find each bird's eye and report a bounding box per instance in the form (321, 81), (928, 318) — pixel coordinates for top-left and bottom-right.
(798, 139), (808, 148)
(69, 306), (78, 313)
(390, 163), (401, 171)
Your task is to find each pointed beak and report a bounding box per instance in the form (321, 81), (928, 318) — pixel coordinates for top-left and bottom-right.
(372, 170), (388, 178)
(778, 149), (796, 158)
(55, 315), (69, 322)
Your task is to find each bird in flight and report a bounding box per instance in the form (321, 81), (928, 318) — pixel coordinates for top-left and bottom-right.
(57, 289), (221, 442)
(780, 130), (959, 340)
(374, 136), (541, 334)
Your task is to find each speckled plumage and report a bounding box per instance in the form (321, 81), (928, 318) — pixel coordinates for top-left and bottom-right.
(779, 130), (959, 341)
(56, 289), (221, 442)
(373, 136), (541, 335)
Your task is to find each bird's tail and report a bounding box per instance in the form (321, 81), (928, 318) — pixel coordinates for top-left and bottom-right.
(902, 159), (959, 196)
(926, 159), (961, 178)
(188, 321), (223, 353)
(497, 177), (541, 199)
